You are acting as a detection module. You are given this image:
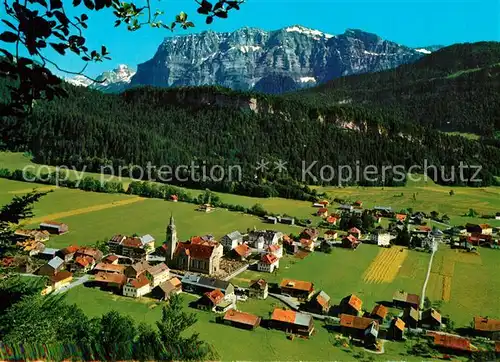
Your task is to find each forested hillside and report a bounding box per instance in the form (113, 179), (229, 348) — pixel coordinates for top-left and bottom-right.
(296, 42), (500, 135)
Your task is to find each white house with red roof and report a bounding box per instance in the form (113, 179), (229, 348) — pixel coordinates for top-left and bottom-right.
(258, 253), (279, 273)
(267, 244), (283, 258)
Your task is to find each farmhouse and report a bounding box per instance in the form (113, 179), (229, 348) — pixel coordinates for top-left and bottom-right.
(473, 317), (500, 339)
(144, 262), (170, 287)
(74, 247), (103, 263)
(324, 230), (338, 240)
(152, 277), (182, 300)
(38, 256), (64, 276)
(395, 213), (407, 222)
(197, 289), (234, 313)
(39, 221), (68, 235)
(50, 270), (73, 291)
(248, 279), (268, 299)
(316, 208), (328, 218)
(420, 308), (442, 330)
(340, 294), (363, 316)
(389, 317), (405, 340)
(258, 253), (279, 273)
(430, 333), (478, 354)
(270, 308), (314, 336)
(124, 260), (151, 279)
(264, 216), (277, 224)
(181, 272), (235, 297)
(93, 262), (125, 274)
(300, 228), (319, 242)
(56, 245), (79, 263)
(466, 223), (493, 235)
(108, 234), (155, 259)
(170, 194), (178, 202)
(393, 290), (420, 310)
(338, 204), (353, 212)
(36, 247), (58, 260)
(198, 203), (213, 213)
(496, 213), (500, 220)
(371, 230), (391, 247)
(348, 227), (362, 239)
(102, 254), (119, 264)
(339, 314), (379, 348)
(221, 231), (243, 251)
(373, 206), (393, 217)
(14, 229), (50, 242)
(278, 216), (295, 225)
(326, 216), (338, 225)
(93, 272), (127, 290)
(371, 304), (388, 323)
(72, 256), (95, 272)
(232, 244), (252, 261)
(222, 309), (261, 330)
(248, 230), (282, 248)
(342, 235), (360, 249)
(403, 307), (420, 329)
(123, 274), (151, 298)
(307, 290), (331, 315)
(300, 238), (315, 252)
(353, 200), (363, 208)
(267, 244), (283, 258)
(280, 279), (314, 301)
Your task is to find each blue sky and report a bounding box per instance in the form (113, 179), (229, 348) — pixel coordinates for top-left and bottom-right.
(6, 0), (500, 77)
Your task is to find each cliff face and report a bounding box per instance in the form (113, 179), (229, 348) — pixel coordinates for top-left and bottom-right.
(131, 26), (425, 92)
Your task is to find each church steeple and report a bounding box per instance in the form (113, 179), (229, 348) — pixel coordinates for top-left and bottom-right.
(165, 213), (177, 264)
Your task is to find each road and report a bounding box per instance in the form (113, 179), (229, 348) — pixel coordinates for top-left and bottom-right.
(420, 238), (439, 309)
(53, 274), (90, 295)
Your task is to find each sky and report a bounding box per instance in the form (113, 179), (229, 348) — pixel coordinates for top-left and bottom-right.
(4, 0), (500, 77)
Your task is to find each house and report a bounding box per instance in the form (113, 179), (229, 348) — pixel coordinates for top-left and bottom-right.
(324, 230), (338, 241)
(74, 247), (103, 263)
(326, 216), (338, 225)
(50, 270), (73, 291)
(93, 262), (125, 274)
(278, 217), (295, 225)
(373, 206), (393, 217)
(389, 317), (405, 340)
(221, 231), (243, 251)
(123, 274), (151, 298)
(181, 272), (235, 297)
(300, 228), (319, 242)
(395, 214), (407, 222)
(222, 309), (261, 330)
(39, 221), (68, 235)
(248, 230), (282, 248)
(102, 254), (119, 264)
(144, 262), (170, 287)
(269, 308), (315, 336)
(264, 216), (278, 224)
(248, 279), (268, 299)
(72, 255), (95, 272)
(319, 200), (330, 207)
(348, 227), (362, 238)
(307, 290), (331, 315)
(316, 208), (328, 218)
(280, 279), (314, 301)
(393, 290), (420, 310)
(108, 234), (155, 259)
(170, 194), (178, 202)
(14, 229), (50, 242)
(267, 244), (283, 258)
(342, 235), (360, 249)
(466, 223), (493, 235)
(313, 202), (324, 208)
(232, 244), (252, 261)
(38, 256), (64, 276)
(124, 260), (151, 279)
(339, 314), (379, 348)
(371, 304), (388, 323)
(473, 317), (500, 339)
(496, 213), (500, 221)
(431, 333), (478, 354)
(300, 238), (315, 252)
(198, 203), (213, 213)
(258, 253), (280, 273)
(353, 200), (363, 208)
(340, 294), (363, 316)
(371, 231), (391, 247)
(420, 308), (442, 330)
(93, 272), (127, 290)
(56, 245), (79, 263)
(338, 204), (354, 212)
(152, 277), (182, 300)
(197, 289), (234, 313)
(403, 307), (420, 329)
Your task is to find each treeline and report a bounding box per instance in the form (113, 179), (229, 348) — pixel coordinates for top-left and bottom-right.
(0, 277), (214, 361)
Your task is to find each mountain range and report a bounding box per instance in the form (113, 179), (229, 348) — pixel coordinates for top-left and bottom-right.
(68, 26), (438, 94)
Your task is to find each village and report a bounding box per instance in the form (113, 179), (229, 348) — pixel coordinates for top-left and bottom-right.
(3, 198), (500, 359)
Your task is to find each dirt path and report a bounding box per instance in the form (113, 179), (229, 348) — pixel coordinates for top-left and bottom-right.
(27, 197), (145, 224)
(8, 186), (58, 194)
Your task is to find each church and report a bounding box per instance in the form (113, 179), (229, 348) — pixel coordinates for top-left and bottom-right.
(162, 215), (223, 276)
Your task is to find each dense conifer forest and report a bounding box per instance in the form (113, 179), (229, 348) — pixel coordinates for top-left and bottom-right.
(1, 42), (499, 196)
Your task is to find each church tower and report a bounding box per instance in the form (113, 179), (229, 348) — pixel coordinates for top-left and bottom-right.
(165, 214), (177, 263)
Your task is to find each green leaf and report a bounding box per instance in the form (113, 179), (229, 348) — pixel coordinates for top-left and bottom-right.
(0, 31), (18, 43)
(178, 11), (187, 22)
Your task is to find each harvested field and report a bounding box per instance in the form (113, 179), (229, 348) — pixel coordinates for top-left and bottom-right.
(294, 250), (310, 259)
(362, 247), (408, 284)
(442, 276), (452, 301)
(27, 197), (145, 224)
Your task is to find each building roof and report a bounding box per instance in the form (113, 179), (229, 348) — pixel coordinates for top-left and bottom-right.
(317, 208), (328, 213)
(128, 260), (151, 275)
(225, 231), (243, 241)
(271, 308), (312, 327)
(280, 279), (314, 293)
(121, 237), (143, 248)
(204, 289), (225, 305)
(223, 309), (261, 327)
(340, 314), (377, 330)
(300, 238), (314, 247)
(94, 262), (125, 273)
(58, 245), (79, 256)
(181, 273), (232, 292)
(109, 234), (125, 243)
(300, 228), (319, 239)
(103, 254), (119, 263)
(50, 270), (73, 283)
(48, 256), (64, 269)
(326, 216), (338, 224)
(393, 290), (420, 305)
(39, 247), (58, 255)
(423, 308), (442, 324)
(371, 304), (388, 319)
(76, 247), (103, 259)
(129, 274), (150, 289)
(74, 256), (94, 268)
(404, 307), (420, 321)
(156, 277), (182, 294)
(344, 294), (363, 312)
(473, 317), (500, 332)
(267, 244), (281, 253)
(348, 227), (361, 234)
(325, 229), (338, 235)
(250, 279), (267, 290)
(315, 291), (331, 308)
(374, 206), (392, 212)
(175, 241), (216, 260)
(147, 262), (169, 276)
(40, 220), (67, 227)
(140, 234), (155, 245)
(343, 235), (358, 244)
(260, 253), (279, 265)
(233, 243), (251, 257)
(395, 214), (407, 221)
(94, 271), (127, 286)
(393, 317), (406, 331)
(432, 333), (477, 352)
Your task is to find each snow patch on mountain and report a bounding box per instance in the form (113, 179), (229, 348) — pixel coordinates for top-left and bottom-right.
(285, 25), (333, 40)
(299, 77), (316, 83)
(415, 48), (432, 54)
